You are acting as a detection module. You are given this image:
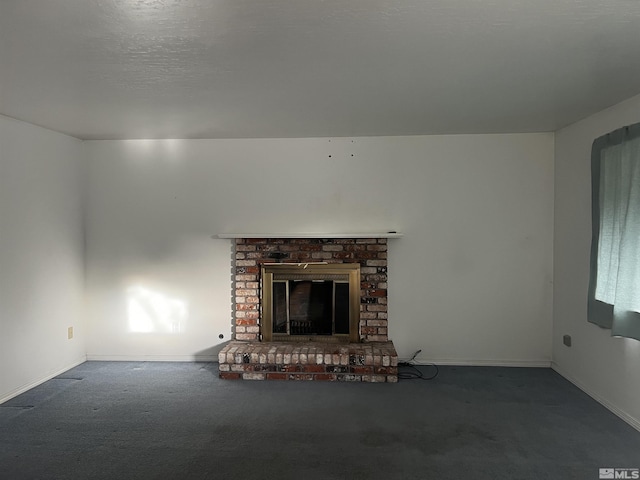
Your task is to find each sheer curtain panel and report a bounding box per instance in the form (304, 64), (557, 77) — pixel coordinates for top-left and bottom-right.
(588, 123), (640, 341)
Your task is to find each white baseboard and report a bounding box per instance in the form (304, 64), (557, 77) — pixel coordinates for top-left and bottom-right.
(0, 356), (87, 405)
(86, 354), (218, 362)
(408, 357), (552, 368)
(551, 362), (640, 433)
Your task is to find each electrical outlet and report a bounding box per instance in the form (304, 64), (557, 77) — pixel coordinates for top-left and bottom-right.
(68, 326), (73, 340)
(563, 334), (571, 347)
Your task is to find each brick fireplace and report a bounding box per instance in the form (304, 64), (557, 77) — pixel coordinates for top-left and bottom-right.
(218, 237), (398, 382)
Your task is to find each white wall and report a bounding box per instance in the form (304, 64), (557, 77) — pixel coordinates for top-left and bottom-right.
(85, 134), (554, 365)
(554, 94), (640, 429)
(0, 115), (85, 403)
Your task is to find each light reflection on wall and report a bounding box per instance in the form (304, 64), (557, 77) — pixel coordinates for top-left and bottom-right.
(127, 286), (187, 333)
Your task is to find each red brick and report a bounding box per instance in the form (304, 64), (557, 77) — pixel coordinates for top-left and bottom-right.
(368, 289), (387, 297)
(314, 374), (336, 381)
(266, 373), (288, 380)
(235, 302), (257, 310)
(351, 366), (373, 375)
(236, 318), (257, 326)
(280, 364), (302, 372)
(219, 372), (241, 380)
(299, 244), (322, 251)
(374, 367), (398, 375)
(303, 364), (326, 373)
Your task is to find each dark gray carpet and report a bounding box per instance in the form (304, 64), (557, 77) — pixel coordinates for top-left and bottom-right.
(1, 362), (638, 480)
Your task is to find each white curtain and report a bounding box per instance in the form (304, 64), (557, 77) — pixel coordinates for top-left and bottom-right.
(591, 131), (640, 339)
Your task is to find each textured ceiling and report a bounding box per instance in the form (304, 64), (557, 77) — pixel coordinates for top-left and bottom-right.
(1, 0), (640, 140)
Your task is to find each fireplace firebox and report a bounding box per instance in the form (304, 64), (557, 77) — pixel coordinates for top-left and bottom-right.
(261, 263), (360, 342)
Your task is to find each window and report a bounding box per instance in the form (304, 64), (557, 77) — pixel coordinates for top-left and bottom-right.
(588, 123), (640, 341)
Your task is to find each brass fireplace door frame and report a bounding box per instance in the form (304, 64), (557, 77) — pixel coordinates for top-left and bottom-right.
(261, 263), (361, 343)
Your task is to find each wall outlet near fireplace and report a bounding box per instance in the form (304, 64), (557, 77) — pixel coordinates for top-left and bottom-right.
(562, 334), (571, 347)
(67, 326), (74, 340)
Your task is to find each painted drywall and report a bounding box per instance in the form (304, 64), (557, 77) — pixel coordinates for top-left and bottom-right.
(554, 94), (640, 429)
(85, 134), (554, 364)
(0, 115), (85, 403)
